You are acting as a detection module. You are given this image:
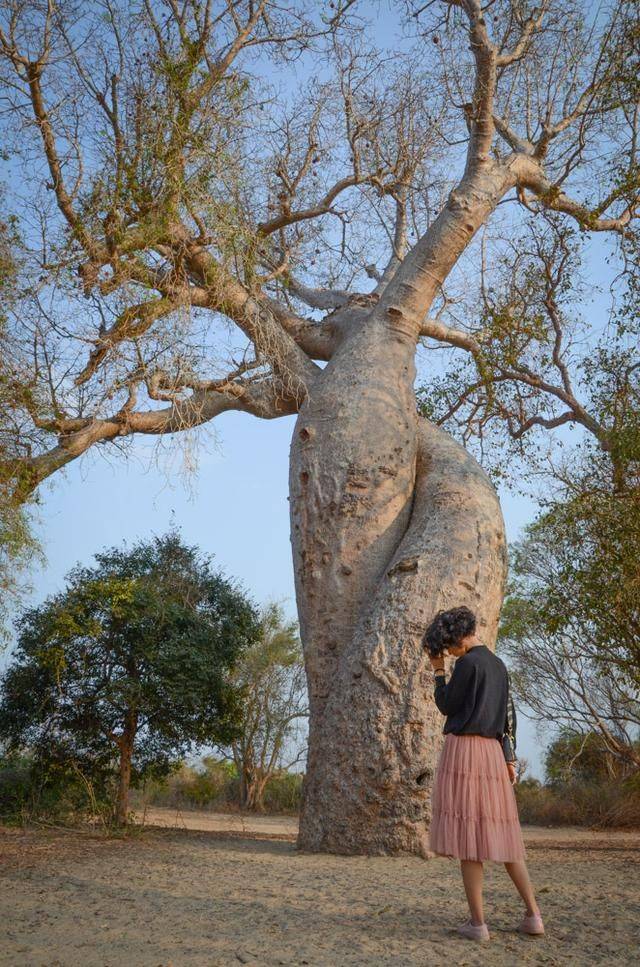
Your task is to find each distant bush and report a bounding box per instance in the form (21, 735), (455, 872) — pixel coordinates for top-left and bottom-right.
(134, 757), (303, 814)
(262, 770), (303, 813)
(545, 730), (639, 786)
(516, 775), (640, 828)
(1, 751), (304, 823)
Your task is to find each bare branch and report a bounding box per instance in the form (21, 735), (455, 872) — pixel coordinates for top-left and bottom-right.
(2, 375), (297, 501)
(517, 162), (639, 234)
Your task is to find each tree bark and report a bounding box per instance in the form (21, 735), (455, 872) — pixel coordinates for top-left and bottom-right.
(289, 320), (507, 855)
(247, 777), (269, 812)
(115, 712), (137, 827)
(239, 768), (269, 812)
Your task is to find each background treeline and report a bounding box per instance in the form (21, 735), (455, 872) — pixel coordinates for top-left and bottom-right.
(514, 731), (640, 829)
(0, 753), (304, 823)
(135, 757), (303, 815)
(4, 733), (639, 829)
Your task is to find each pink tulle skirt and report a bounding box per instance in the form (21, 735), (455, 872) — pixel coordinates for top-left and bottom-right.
(429, 733), (526, 862)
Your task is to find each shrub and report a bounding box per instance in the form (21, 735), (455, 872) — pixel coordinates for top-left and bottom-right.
(515, 776), (640, 828)
(0, 753), (33, 821)
(0, 752), (113, 826)
(263, 770), (303, 813)
(135, 758), (304, 814)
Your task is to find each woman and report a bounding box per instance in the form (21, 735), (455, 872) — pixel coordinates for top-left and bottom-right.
(424, 606), (544, 943)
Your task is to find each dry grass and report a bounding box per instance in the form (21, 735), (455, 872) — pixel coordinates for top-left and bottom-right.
(516, 780), (640, 828)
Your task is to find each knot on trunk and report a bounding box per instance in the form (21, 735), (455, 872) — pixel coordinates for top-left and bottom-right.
(387, 555), (419, 576)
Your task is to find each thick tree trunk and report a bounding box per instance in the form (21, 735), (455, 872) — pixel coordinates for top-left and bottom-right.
(245, 776), (269, 812)
(289, 320), (507, 855)
(240, 768), (267, 811)
(115, 739), (133, 827)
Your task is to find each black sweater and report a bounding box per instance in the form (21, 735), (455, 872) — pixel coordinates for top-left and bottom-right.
(433, 644), (517, 761)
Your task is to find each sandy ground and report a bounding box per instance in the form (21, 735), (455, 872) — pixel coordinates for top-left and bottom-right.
(1, 810), (639, 967)
(136, 806), (299, 837)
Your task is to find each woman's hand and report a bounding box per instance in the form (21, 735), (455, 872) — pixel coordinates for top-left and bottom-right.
(428, 653), (445, 673)
(506, 761), (517, 786)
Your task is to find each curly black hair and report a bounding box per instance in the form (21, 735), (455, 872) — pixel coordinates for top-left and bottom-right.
(422, 606), (477, 657)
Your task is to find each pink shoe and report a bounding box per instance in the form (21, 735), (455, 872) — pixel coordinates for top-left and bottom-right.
(457, 919), (490, 942)
(518, 913), (545, 935)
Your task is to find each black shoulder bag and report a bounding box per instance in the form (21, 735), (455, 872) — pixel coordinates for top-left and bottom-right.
(502, 672), (517, 763)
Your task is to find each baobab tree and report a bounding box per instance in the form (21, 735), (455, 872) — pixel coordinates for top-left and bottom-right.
(0, 0), (638, 854)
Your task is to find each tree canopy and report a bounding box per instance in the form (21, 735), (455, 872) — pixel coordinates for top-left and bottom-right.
(0, 0), (638, 496)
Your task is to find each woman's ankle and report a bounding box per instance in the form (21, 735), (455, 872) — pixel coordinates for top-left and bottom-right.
(525, 904), (541, 918)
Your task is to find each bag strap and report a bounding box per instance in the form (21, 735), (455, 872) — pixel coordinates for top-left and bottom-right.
(505, 671), (516, 742)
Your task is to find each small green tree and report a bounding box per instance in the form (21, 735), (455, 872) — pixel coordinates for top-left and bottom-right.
(220, 602), (308, 812)
(0, 533), (261, 824)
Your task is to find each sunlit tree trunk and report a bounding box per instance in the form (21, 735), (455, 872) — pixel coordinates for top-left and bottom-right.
(115, 711), (137, 827)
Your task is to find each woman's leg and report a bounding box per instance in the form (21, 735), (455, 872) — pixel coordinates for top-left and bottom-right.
(460, 860), (485, 925)
(504, 861), (540, 916)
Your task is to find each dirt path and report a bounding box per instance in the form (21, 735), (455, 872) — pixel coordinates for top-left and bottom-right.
(1, 814), (638, 966)
(135, 806), (640, 847)
(135, 807), (299, 837)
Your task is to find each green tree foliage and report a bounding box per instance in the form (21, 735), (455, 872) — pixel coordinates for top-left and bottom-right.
(220, 602), (308, 812)
(0, 213), (42, 640)
(0, 501), (41, 643)
(505, 469), (640, 680)
(0, 533), (261, 824)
